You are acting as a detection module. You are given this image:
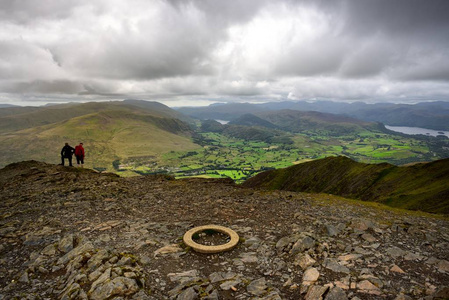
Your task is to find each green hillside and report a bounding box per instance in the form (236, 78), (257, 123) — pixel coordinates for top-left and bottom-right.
(0, 100), (192, 133)
(255, 110), (379, 136)
(229, 113), (279, 129)
(0, 104), (200, 171)
(243, 156), (449, 214)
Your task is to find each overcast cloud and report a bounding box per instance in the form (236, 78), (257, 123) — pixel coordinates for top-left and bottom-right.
(1, 0), (449, 106)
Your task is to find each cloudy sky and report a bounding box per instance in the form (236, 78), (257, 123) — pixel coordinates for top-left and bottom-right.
(1, 0), (449, 106)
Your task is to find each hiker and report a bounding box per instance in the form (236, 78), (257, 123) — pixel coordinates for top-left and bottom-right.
(74, 142), (85, 167)
(60, 143), (75, 166)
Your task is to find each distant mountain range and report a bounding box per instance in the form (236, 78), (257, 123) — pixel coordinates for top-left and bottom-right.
(2, 99), (447, 172)
(177, 101), (449, 130)
(0, 104), (19, 108)
(243, 156), (449, 214)
(199, 109), (383, 143)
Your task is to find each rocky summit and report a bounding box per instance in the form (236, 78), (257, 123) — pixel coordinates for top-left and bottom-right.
(1, 161), (448, 300)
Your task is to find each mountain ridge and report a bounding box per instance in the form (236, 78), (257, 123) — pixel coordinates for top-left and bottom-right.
(243, 156), (449, 214)
(0, 100), (192, 133)
(0, 102), (200, 170)
(176, 100), (449, 130)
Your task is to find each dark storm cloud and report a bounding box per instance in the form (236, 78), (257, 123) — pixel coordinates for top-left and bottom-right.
(1, 0), (449, 105)
(0, 0), (90, 24)
(268, 0), (449, 81)
(2, 80), (83, 94)
(341, 0), (449, 38)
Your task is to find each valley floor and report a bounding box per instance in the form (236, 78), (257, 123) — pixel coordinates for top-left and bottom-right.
(0, 161), (448, 299)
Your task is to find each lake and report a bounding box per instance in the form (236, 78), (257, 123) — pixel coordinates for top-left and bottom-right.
(385, 125), (449, 137)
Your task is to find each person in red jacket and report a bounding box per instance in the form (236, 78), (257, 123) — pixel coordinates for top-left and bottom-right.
(74, 143), (85, 167)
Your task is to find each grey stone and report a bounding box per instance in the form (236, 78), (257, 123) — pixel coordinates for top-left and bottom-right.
(385, 246), (406, 258)
(247, 278), (267, 296)
(209, 271), (237, 283)
(202, 289), (219, 300)
(168, 270), (199, 282)
(41, 244), (57, 256)
(276, 235), (298, 251)
(261, 291), (282, 300)
(154, 244), (183, 257)
(57, 241), (94, 265)
(361, 233), (376, 243)
(337, 223), (346, 231)
(357, 280), (381, 294)
(220, 279), (241, 290)
(425, 233), (438, 242)
(305, 285), (329, 300)
(98, 233), (111, 242)
(244, 236), (261, 248)
(302, 267), (320, 285)
(88, 266), (106, 282)
(338, 254), (363, 261)
(177, 287), (198, 300)
(239, 252), (258, 263)
(209, 272), (225, 283)
(426, 257), (440, 265)
(116, 255), (133, 266)
(23, 234), (47, 246)
(364, 276), (383, 289)
(89, 277), (139, 300)
(437, 259), (449, 273)
(295, 253), (316, 270)
(403, 252), (423, 261)
(323, 259), (350, 274)
(291, 236), (315, 255)
(18, 271), (29, 283)
(324, 287), (348, 300)
(58, 234), (74, 253)
(139, 254), (151, 265)
(354, 246), (371, 255)
(87, 249), (110, 272)
(326, 224), (340, 237)
(60, 283), (82, 300)
(394, 295), (412, 300)
(90, 267), (111, 292)
(131, 290), (154, 300)
(351, 219), (374, 231)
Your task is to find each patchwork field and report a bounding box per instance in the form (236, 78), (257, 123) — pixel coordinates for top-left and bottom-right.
(116, 129), (445, 183)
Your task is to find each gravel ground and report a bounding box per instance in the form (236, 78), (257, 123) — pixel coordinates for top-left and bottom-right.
(0, 161), (448, 299)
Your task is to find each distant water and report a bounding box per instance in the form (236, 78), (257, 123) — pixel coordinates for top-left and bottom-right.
(385, 125), (449, 137)
(215, 120), (230, 125)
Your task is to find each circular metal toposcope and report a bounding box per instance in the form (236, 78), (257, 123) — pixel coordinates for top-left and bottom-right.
(183, 224), (240, 254)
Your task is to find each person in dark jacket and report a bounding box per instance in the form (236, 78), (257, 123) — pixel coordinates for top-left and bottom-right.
(74, 142), (85, 167)
(60, 143), (75, 166)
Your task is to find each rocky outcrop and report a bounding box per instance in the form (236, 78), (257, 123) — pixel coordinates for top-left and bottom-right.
(0, 161), (448, 299)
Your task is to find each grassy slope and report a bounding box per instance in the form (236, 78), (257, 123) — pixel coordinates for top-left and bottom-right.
(0, 100), (192, 133)
(0, 109), (200, 170)
(242, 156), (449, 214)
(255, 110), (378, 135)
